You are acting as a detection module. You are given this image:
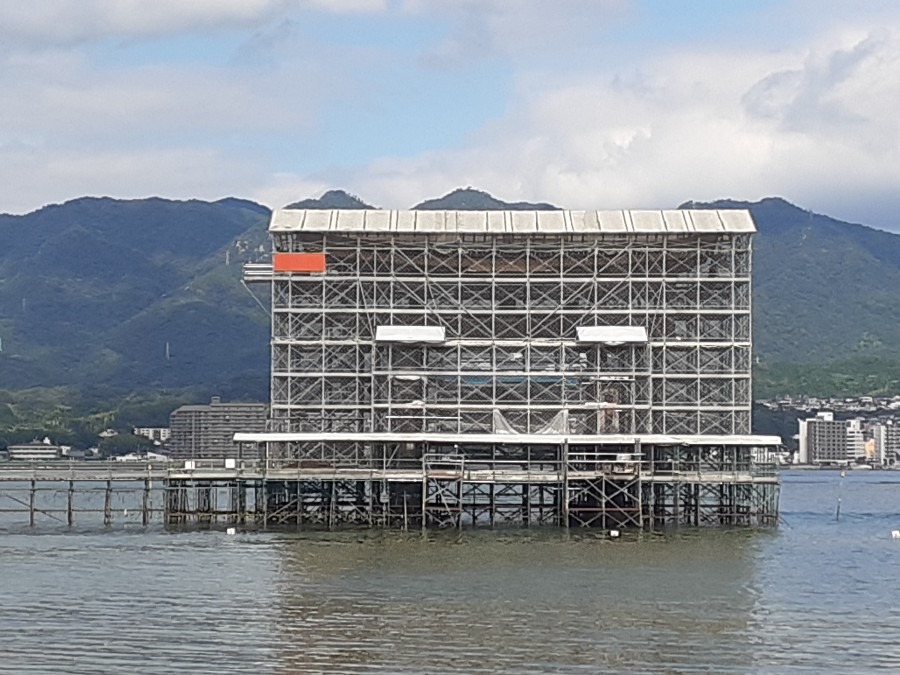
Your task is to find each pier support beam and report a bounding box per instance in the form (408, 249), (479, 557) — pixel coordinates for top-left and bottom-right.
(67, 480), (74, 527)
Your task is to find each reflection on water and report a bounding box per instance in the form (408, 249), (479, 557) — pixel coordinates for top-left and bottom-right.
(273, 529), (760, 674)
(2, 471), (900, 673)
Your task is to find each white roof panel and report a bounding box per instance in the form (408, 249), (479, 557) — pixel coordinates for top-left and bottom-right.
(686, 210), (725, 232)
(375, 325), (446, 344)
(486, 211), (507, 232)
(510, 211), (538, 232)
(576, 326), (649, 344)
(456, 211), (486, 232)
(394, 211), (416, 232)
(630, 211), (668, 232)
(336, 210), (366, 231)
(662, 210), (690, 232)
(718, 210), (756, 233)
(365, 210), (393, 231)
(569, 211), (592, 232)
(596, 211), (629, 232)
(270, 209), (756, 234)
(537, 210), (568, 232)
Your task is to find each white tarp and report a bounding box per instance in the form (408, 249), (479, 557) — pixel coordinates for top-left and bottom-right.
(375, 325), (446, 344)
(493, 409), (569, 435)
(576, 326), (648, 345)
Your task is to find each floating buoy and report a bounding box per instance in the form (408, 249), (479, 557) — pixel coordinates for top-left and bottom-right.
(226, 527), (236, 536)
(891, 530), (900, 539)
(609, 529), (620, 538)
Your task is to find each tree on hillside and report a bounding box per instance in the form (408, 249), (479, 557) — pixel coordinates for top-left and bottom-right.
(98, 433), (155, 458)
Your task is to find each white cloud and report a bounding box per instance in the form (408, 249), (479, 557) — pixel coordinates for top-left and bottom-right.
(406, 0), (632, 67)
(3, 0), (900, 232)
(0, 146), (262, 214)
(248, 172), (335, 210)
(0, 0), (386, 47)
(304, 27), (900, 228)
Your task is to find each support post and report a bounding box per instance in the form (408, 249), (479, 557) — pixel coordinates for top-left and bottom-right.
(403, 492), (408, 532)
(67, 480), (75, 527)
(262, 478), (268, 528)
(237, 481), (247, 525)
(635, 439), (644, 529)
(29, 478), (36, 527)
(297, 480), (304, 528)
(142, 478), (150, 526)
(421, 458), (428, 533)
(104, 479), (112, 527)
(561, 440), (570, 529)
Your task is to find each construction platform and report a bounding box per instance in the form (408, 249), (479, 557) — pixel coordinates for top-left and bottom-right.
(0, 434), (779, 529)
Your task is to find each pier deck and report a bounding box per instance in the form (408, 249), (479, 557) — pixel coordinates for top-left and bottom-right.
(0, 454), (779, 530)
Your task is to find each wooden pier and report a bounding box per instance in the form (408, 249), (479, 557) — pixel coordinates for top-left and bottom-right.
(0, 446), (780, 530)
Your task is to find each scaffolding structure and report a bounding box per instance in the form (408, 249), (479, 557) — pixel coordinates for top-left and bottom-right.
(228, 208), (779, 529)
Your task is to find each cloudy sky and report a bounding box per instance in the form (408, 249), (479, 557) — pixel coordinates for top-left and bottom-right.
(2, 0), (900, 228)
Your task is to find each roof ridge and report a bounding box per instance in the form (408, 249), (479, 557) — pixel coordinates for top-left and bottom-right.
(268, 209), (756, 234)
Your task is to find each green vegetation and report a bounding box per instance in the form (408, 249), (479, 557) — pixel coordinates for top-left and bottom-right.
(3, 189), (900, 442)
(414, 187), (559, 211)
(0, 386), (209, 449)
(286, 189), (374, 210)
(724, 197), (900, 365)
(754, 357), (900, 398)
(97, 433), (155, 458)
(0, 196), (271, 394)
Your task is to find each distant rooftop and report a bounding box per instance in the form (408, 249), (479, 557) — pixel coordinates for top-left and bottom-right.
(269, 209), (756, 235)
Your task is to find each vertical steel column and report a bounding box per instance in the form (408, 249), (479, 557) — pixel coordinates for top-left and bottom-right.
(142, 478), (150, 526)
(561, 440), (570, 528)
(29, 478), (35, 527)
(67, 479), (75, 527)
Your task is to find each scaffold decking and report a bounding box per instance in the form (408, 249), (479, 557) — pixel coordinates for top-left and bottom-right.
(218, 207), (780, 529)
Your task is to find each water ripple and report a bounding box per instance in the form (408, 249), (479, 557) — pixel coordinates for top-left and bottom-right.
(2, 471), (900, 673)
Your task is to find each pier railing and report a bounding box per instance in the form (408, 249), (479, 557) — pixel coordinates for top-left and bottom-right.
(0, 455), (779, 484)
(0, 454), (780, 529)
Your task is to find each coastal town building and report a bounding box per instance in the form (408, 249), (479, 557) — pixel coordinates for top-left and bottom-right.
(168, 397), (266, 460)
(798, 412), (885, 464)
(133, 427), (171, 444)
(872, 420), (900, 465)
(6, 440), (63, 461)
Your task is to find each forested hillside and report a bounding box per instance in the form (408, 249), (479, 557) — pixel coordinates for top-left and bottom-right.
(2, 189), (900, 443)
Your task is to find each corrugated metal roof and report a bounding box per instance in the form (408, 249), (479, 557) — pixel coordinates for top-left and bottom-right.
(269, 209), (756, 234)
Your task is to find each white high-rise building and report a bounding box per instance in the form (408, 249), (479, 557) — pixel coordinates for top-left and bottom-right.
(871, 420), (900, 466)
(798, 412), (865, 465)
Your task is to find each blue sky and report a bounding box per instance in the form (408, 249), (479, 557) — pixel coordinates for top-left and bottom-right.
(1, 0), (899, 229)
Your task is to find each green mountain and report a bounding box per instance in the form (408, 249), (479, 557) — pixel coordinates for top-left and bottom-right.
(413, 188), (559, 211)
(0, 197), (272, 397)
(3, 189), (900, 425)
(687, 197), (900, 363)
(686, 197), (900, 396)
(286, 189), (374, 210)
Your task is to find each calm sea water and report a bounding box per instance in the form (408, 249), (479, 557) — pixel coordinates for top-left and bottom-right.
(2, 470), (900, 674)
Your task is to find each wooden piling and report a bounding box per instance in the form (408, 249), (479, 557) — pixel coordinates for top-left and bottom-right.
(262, 478), (268, 528)
(402, 492), (408, 531)
(142, 478), (150, 526)
(29, 478), (36, 527)
(67, 480), (75, 527)
(104, 479), (112, 527)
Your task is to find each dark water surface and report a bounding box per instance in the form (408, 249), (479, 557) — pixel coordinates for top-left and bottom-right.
(2, 470), (900, 673)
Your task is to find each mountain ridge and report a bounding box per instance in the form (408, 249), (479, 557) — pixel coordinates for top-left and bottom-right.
(1, 188), (899, 404)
